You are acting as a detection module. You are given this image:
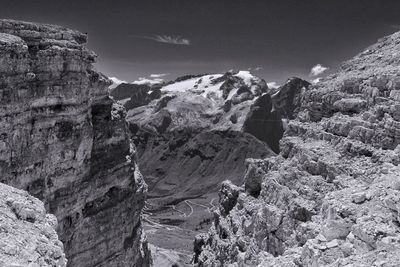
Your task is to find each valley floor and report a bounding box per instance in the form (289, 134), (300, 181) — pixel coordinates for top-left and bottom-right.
(144, 193), (218, 266)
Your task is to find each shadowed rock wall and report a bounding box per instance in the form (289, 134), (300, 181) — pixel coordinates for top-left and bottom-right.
(0, 19), (150, 267)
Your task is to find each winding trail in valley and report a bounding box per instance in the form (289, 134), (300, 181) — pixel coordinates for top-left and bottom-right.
(144, 197), (218, 219)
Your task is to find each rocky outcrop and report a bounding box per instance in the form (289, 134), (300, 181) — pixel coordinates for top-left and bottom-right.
(0, 183), (67, 267)
(0, 19), (150, 266)
(243, 77), (311, 153)
(194, 31), (400, 266)
(111, 83), (162, 110)
(271, 77), (311, 120)
(243, 94), (283, 153)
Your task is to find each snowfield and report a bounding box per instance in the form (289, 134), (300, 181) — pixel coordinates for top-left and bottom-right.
(161, 74), (224, 98)
(160, 71), (268, 101)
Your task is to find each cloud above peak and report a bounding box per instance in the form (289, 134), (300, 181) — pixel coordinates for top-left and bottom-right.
(133, 77), (164, 85)
(312, 78), (321, 84)
(310, 64), (329, 77)
(247, 66), (263, 72)
(109, 77), (127, 89)
(109, 74), (166, 88)
(267, 82), (279, 89)
(142, 35), (191, 45)
(150, 73), (169, 78)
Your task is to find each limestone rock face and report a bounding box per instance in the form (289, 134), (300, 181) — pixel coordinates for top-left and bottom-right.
(0, 19), (150, 266)
(0, 183), (67, 267)
(194, 31), (400, 266)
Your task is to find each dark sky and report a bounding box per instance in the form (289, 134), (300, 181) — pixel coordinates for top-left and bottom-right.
(2, 0), (400, 84)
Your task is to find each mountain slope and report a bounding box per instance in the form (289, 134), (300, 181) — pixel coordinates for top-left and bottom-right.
(194, 31), (400, 266)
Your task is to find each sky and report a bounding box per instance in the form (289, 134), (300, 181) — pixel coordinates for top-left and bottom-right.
(2, 0), (400, 85)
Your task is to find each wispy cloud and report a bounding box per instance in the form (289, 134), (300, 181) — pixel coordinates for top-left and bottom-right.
(139, 35), (191, 45)
(109, 77), (127, 89)
(267, 82), (279, 89)
(310, 64), (328, 77)
(391, 25), (400, 30)
(247, 66), (263, 72)
(109, 75), (165, 88)
(150, 73), (169, 78)
(133, 77), (164, 85)
(312, 78), (321, 84)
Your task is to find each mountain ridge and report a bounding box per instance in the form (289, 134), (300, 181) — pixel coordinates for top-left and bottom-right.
(194, 29), (400, 267)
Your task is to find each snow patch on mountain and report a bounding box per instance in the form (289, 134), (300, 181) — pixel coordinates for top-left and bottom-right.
(234, 70), (254, 86)
(161, 74), (224, 98)
(160, 71), (269, 102)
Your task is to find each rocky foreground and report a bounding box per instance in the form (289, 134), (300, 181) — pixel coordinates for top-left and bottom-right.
(194, 31), (400, 265)
(0, 19), (150, 266)
(0, 183), (66, 266)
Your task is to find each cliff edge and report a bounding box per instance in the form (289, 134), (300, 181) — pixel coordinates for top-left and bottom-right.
(0, 19), (150, 266)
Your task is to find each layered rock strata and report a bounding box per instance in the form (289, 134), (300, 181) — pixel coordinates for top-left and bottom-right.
(0, 19), (150, 266)
(194, 31), (400, 266)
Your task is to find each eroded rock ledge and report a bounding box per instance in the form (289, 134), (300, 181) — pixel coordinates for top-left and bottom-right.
(194, 31), (400, 266)
(0, 19), (150, 266)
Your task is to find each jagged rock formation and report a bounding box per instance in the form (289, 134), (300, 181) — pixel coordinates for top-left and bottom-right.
(0, 19), (150, 266)
(0, 183), (67, 266)
(111, 83), (162, 110)
(194, 32), (400, 266)
(243, 78), (311, 153)
(271, 77), (311, 120)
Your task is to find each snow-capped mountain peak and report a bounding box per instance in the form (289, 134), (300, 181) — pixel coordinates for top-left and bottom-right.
(159, 71), (268, 103)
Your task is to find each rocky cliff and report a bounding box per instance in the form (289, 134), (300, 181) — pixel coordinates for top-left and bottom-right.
(0, 183), (67, 266)
(0, 19), (150, 266)
(194, 32), (400, 266)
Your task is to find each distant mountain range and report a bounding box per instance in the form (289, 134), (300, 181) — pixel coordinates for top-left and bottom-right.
(109, 71), (310, 257)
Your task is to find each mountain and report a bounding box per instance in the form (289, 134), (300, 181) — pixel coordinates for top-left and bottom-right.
(0, 19), (150, 267)
(121, 70), (310, 258)
(111, 82), (163, 110)
(194, 30), (400, 266)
